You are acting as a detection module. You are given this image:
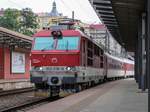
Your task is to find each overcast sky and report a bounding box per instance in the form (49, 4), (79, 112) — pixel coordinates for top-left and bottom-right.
(0, 0), (101, 24)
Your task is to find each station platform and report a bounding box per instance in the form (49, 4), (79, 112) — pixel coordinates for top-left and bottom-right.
(28, 78), (148, 112)
(0, 79), (34, 90)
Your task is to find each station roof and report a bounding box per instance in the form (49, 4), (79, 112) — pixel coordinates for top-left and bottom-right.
(0, 27), (32, 50)
(90, 0), (146, 51)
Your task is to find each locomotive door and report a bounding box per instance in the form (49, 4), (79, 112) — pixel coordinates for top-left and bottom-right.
(82, 39), (86, 66)
(0, 47), (4, 79)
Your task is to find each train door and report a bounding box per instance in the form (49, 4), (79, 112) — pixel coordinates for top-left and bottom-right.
(100, 49), (104, 72)
(104, 56), (108, 76)
(123, 63), (127, 77)
(0, 47), (4, 79)
(100, 49), (104, 68)
(81, 38), (86, 67)
(103, 54), (108, 78)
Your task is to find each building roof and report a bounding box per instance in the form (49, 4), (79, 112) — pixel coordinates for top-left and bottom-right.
(0, 27), (32, 41)
(0, 27), (32, 49)
(0, 8), (4, 16)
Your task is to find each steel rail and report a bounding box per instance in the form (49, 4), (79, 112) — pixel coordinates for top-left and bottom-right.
(0, 87), (35, 97)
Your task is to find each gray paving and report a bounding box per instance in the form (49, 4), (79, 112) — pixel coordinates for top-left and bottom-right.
(78, 78), (148, 112)
(28, 78), (148, 112)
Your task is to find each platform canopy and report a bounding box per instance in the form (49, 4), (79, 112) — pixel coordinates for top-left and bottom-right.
(0, 27), (32, 50)
(90, 0), (146, 51)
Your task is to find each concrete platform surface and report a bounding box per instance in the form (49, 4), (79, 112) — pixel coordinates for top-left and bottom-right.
(0, 79), (33, 90)
(27, 78), (148, 112)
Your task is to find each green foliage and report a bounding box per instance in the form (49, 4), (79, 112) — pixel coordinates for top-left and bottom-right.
(20, 8), (39, 36)
(0, 8), (39, 36)
(0, 8), (20, 31)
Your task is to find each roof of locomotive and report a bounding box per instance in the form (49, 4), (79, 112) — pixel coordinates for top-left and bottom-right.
(33, 29), (86, 37)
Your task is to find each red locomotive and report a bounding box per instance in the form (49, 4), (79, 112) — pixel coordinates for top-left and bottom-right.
(30, 25), (134, 97)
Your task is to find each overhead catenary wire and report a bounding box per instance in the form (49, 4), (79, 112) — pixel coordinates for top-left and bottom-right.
(6, 0), (25, 9)
(74, 0), (91, 18)
(59, 0), (85, 20)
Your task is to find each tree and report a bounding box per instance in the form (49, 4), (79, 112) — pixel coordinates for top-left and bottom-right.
(0, 8), (39, 36)
(0, 8), (20, 31)
(20, 8), (39, 36)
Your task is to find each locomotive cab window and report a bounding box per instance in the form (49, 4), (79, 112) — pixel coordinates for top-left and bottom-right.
(33, 37), (80, 50)
(33, 37), (54, 50)
(57, 37), (79, 50)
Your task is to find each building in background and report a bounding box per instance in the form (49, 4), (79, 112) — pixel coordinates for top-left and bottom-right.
(37, 1), (73, 30)
(0, 8), (4, 16)
(36, 1), (125, 57)
(84, 24), (106, 46)
(84, 24), (122, 56)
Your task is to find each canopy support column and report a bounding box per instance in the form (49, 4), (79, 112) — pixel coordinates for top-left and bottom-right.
(146, 0), (150, 111)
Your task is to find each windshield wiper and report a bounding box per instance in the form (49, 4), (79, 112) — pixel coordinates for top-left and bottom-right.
(66, 40), (69, 51)
(41, 43), (54, 51)
(41, 46), (49, 51)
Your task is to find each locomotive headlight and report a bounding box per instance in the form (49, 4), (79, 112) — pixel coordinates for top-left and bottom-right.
(66, 67), (71, 71)
(39, 67), (43, 70)
(65, 67), (76, 71)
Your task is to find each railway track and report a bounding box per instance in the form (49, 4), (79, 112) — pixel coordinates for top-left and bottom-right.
(0, 87), (35, 97)
(0, 87), (42, 112)
(3, 80), (117, 112)
(0, 79), (122, 112)
(0, 97), (50, 112)
(0, 87), (65, 112)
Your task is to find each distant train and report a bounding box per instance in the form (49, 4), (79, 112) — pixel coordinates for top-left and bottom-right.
(30, 26), (134, 97)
